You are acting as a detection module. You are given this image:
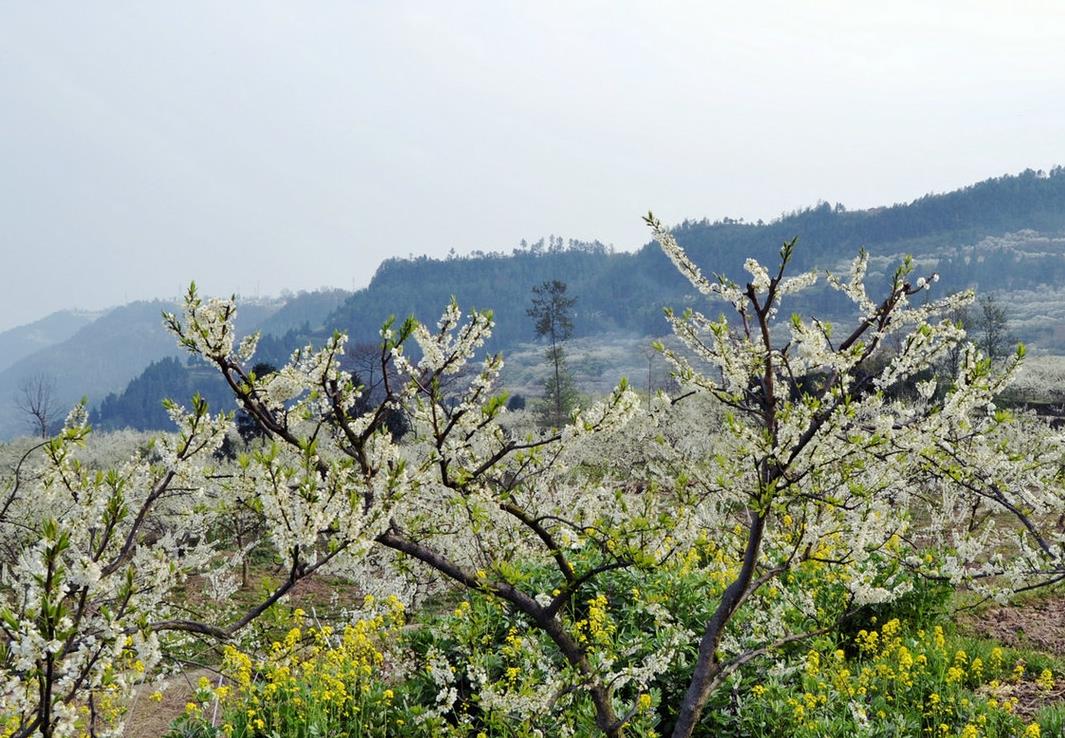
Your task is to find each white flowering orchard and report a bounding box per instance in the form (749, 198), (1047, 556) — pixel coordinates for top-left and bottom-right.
(0, 224), (1063, 738)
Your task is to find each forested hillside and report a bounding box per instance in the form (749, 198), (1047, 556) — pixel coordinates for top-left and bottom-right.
(90, 291), (351, 433)
(78, 168), (1065, 432)
(251, 288), (352, 336)
(323, 168), (1065, 351)
(94, 356), (233, 432)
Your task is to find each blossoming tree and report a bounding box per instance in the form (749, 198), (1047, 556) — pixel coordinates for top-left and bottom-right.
(642, 214), (1065, 737)
(1, 220), (1064, 738)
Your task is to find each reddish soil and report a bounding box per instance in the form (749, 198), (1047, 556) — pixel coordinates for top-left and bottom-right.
(980, 678), (1065, 721)
(964, 593), (1065, 719)
(963, 595), (1065, 654)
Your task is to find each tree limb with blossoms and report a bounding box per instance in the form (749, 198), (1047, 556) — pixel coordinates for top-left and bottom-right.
(164, 287), (665, 737)
(642, 213), (1065, 738)
(0, 286), (651, 738)
(0, 398), (233, 738)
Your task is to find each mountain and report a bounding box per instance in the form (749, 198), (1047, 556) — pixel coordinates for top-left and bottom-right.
(0, 300), (280, 439)
(95, 356), (235, 432)
(252, 288), (352, 336)
(47, 167), (1065, 435)
(323, 168), (1065, 349)
(0, 309), (106, 373)
(90, 288), (350, 432)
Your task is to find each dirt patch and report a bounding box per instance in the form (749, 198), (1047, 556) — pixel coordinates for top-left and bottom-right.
(981, 678), (1065, 721)
(288, 572), (360, 607)
(963, 595), (1065, 655)
(123, 668), (213, 738)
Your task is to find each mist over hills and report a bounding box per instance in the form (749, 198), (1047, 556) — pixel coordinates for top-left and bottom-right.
(2, 168), (1065, 438)
(0, 309), (105, 374)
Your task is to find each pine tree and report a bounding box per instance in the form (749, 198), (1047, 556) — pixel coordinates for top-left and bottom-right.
(527, 280), (578, 427)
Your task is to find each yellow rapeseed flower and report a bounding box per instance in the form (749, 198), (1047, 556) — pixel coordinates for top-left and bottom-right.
(989, 647), (1004, 670)
(805, 650), (821, 677)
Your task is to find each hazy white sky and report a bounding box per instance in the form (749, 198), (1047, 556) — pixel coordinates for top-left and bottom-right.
(2, 1), (1064, 332)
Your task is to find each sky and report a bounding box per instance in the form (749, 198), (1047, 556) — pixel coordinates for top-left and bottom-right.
(2, 1), (1064, 332)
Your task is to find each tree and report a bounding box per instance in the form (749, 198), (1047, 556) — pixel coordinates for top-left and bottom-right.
(170, 244), (1064, 738)
(643, 214), (1065, 737)
(0, 290), (617, 738)
(14, 373), (57, 438)
(974, 293), (1013, 361)
(940, 303), (971, 380)
(3, 243), (1064, 738)
(0, 398), (239, 738)
(528, 280), (579, 427)
(166, 290), (643, 735)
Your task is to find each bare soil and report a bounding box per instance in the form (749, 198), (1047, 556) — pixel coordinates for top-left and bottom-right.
(123, 669), (212, 738)
(963, 592), (1065, 719)
(963, 594), (1065, 654)
(980, 678), (1065, 721)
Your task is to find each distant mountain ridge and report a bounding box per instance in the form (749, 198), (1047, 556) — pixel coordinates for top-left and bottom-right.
(0, 299), (289, 439)
(0, 309), (107, 373)
(319, 168), (1065, 351)
(90, 290), (352, 432)
(5, 168), (1065, 437)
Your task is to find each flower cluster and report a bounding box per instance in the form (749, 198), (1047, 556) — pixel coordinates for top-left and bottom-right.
(174, 599), (410, 738)
(738, 618), (1046, 738)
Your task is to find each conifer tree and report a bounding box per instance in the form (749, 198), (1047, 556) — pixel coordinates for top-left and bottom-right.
(527, 280), (578, 427)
